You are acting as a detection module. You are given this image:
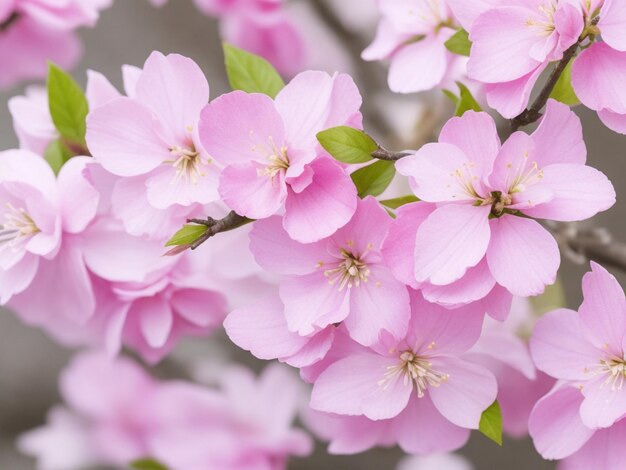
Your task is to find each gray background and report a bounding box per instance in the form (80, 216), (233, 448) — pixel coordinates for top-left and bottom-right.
(1, 1), (625, 469)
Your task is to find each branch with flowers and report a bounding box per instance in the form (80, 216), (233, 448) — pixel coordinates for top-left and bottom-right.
(2, 0), (626, 469)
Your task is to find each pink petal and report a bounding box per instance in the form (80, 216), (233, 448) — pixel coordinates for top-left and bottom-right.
(145, 162), (220, 208)
(488, 131), (536, 193)
(218, 161), (287, 219)
(0, 254), (38, 303)
(283, 158), (357, 243)
(447, 0), (501, 30)
(199, 90), (285, 164)
(421, 259), (496, 307)
(275, 71), (362, 146)
(471, 329), (536, 380)
(388, 35), (449, 93)
(580, 375), (626, 429)
(579, 262), (626, 352)
(362, 18), (407, 60)
(598, 108), (626, 135)
(414, 204), (491, 285)
(468, 7), (545, 83)
(285, 327), (335, 368)
(56, 157), (99, 234)
(599, 0), (626, 52)
(249, 216), (329, 276)
(280, 272), (350, 336)
(428, 357), (497, 429)
(136, 296), (173, 348)
(381, 202), (435, 289)
(532, 99), (586, 165)
(481, 284), (514, 321)
(345, 265), (410, 346)
(170, 288), (225, 328)
(135, 52), (209, 145)
(529, 383), (593, 459)
(439, 111), (500, 177)
(122, 65), (141, 98)
(530, 308), (602, 381)
(331, 196), (392, 255)
(310, 353), (412, 420)
(485, 64), (546, 119)
(85, 70), (120, 108)
(224, 295), (310, 361)
(392, 394), (471, 454)
(559, 420), (626, 470)
(86, 98), (170, 176)
(395, 144), (479, 203)
(523, 164), (615, 221)
(572, 42), (626, 114)
(486, 216), (559, 297)
(407, 291), (485, 355)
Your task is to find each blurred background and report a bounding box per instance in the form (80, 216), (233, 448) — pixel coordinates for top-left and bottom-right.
(1, 1), (625, 468)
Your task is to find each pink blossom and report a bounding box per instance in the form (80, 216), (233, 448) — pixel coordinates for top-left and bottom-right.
(462, 0), (584, 117)
(199, 70), (361, 243)
(558, 419), (626, 470)
(571, 1), (626, 134)
(0, 0), (112, 89)
(394, 100), (614, 303)
(86, 51), (220, 239)
(308, 290), (496, 454)
(0, 150), (99, 323)
(362, 0), (466, 93)
(247, 196), (409, 345)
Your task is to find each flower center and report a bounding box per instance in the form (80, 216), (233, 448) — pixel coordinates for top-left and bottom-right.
(485, 190), (513, 217)
(322, 247), (371, 291)
(450, 161), (482, 200)
(525, 1), (557, 36)
(379, 350), (449, 398)
(585, 356), (626, 391)
(258, 146), (289, 179)
(166, 144), (207, 185)
(0, 202), (40, 247)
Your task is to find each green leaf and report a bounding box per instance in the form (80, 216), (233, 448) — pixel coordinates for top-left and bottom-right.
(442, 89), (460, 106)
(223, 43), (285, 98)
(131, 458), (169, 470)
(549, 61), (580, 106)
(44, 139), (72, 175)
(47, 63), (89, 146)
(379, 195), (419, 209)
(455, 82), (482, 117)
(351, 160), (396, 198)
(445, 28), (472, 56)
(479, 400), (503, 446)
(317, 126), (377, 164)
(165, 224), (208, 247)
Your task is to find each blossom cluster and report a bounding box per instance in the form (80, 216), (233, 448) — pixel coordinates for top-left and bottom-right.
(1, 0), (626, 469)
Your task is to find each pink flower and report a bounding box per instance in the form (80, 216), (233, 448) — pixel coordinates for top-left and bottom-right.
(394, 100), (614, 303)
(248, 196), (409, 345)
(199, 70), (361, 243)
(86, 51), (220, 239)
(0, 0), (112, 89)
(0, 150), (99, 323)
(308, 290), (496, 454)
(529, 263), (626, 463)
(362, 0), (466, 93)
(557, 419), (626, 470)
(462, 0), (584, 117)
(571, 1), (626, 134)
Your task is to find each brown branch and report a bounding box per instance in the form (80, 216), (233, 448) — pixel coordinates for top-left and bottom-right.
(548, 222), (626, 273)
(371, 146), (410, 161)
(0, 12), (19, 32)
(510, 42), (580, 132)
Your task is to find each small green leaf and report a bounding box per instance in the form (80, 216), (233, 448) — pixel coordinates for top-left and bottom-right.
(379, 195), (419, 209)
(442, 89), (459, 106)
(445, 28), (472, 56)
(44, 139), (72, 175)
(131, 458), (169, 470)
(455, 82), (482, 117)
(47, 63), (89, 146)
(479, 400), (503, 446)
(317, 126), (377, 164)
(223, 43), (285, 98)
(549, 61), (580, 106)
(165, 224), (208, 247)
(351, 160), (396, 198)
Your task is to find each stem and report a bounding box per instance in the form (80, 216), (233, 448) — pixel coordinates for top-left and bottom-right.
(187, 211), (251, 250)
(510, 42), (580, 132)
(371, 146), (410, 161)
(0, 12), (19, 32)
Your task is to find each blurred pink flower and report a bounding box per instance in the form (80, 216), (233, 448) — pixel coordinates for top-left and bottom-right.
(199, 70), (361, 243)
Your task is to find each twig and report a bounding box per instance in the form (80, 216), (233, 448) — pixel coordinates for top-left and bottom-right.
(0, 12), (19, 32)
(371, 146), (410, 161)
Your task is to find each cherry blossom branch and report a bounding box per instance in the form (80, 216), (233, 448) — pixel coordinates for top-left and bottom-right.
(0, 12), (19, 31)
(181, 211), (251, 252)
(371, 146), (411, 161)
